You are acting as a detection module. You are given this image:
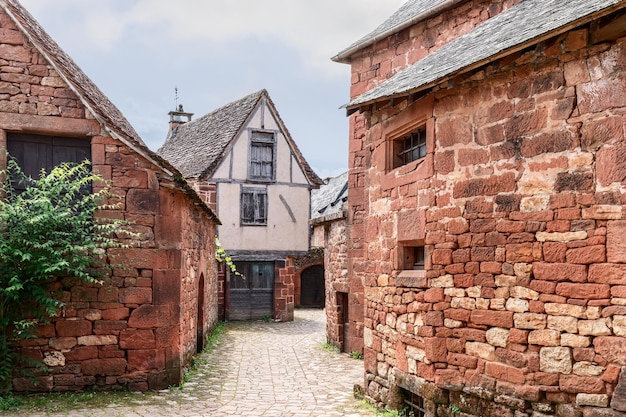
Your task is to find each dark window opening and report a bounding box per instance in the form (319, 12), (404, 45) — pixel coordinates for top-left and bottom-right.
(249, 131), (275, 181)
(404, 246), (425, 270)
(241, 188), (267, 225)
(393, 125), (426, 168)
(6, 133), (91, 193)
(401, 388), (426, 417)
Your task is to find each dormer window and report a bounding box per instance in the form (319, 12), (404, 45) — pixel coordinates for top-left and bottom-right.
(249, 131), (276, 181)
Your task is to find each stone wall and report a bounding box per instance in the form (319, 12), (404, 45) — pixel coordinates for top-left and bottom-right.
(346, 3), (626, 416)
(0, 8), (218, 392)
(275, 257), (295, 322)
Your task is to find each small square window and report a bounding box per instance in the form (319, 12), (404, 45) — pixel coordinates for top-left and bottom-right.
(403, 246), (425, 270)
(241, 188), (267, 225)
(393, 125), (426, 169)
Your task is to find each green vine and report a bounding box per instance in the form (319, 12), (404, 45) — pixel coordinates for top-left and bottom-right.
(214, 237), (243, 277)
(0, 157), (131, 390)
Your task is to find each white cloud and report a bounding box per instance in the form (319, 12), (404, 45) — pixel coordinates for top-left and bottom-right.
(21, 0), (406, 77)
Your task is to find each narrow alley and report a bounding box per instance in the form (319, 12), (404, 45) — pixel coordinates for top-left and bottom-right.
(9, 309), (375, 417)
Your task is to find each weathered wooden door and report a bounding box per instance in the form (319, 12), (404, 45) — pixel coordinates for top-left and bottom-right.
(229, 262), (274, 320)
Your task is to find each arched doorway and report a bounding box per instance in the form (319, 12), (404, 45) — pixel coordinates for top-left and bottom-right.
(196, 273), (205, 353)
(300, 265), (325, 308)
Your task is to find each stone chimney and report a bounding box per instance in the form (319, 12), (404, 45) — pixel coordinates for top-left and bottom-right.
(168, 104), (193, 134)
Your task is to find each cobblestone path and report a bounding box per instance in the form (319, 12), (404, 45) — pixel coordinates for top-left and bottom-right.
(11, 309), (375, 417)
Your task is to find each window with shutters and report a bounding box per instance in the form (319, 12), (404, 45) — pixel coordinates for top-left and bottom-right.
(6, 133), (91, 193)
(241, 187), (267, 225)
(248, 131), (275, 182)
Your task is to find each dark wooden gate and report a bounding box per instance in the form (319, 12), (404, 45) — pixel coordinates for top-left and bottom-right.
(229, 262), (274, 320)
(300, 265), (325, 307)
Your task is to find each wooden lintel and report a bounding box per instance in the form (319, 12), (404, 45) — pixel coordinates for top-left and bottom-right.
(0, 113), (101, 137)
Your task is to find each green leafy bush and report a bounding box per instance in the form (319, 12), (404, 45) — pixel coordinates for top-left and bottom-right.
(0, 158), (128, 390)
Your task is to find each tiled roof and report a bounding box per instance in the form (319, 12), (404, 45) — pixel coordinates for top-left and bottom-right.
(158, 90), (264, 179)
(310, 171), (348, 222)
(333, 0), (462, 63)
(346, 0), (626, 109)
(1, 0), (220, 223)
(158, 90), (323, 186)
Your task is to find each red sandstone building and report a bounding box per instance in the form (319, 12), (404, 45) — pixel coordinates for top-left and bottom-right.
(0, 0), (220, 391)
(334, 0), (626, 415)
(309, 172), (363, 353)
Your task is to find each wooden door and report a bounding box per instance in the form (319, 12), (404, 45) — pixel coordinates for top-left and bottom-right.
(229, 262), (274, 320)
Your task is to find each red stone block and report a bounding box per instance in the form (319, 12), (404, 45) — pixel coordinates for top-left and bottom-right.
(445, 308), (471, 322)
(474, 273), (495, 287)
(121, 287), (152, 304)
(423, 311), (444, 326)
(471, 247), (495, 262)
(431, 249), (453, 265)
(534, 372), (559, 386)
(529, 280), (556, 294)
(485, 362), (525, 384)
(453, 328), (486, 342)
(127, 349), (165, 372)
(555, 282), (610, 299)
(588, 264), (626, 285)
(424, 337), (447, 362)
(128, 305), (172, 329)
(533, 262), (587, 282)
(120, 329), (156, 349)
(81, 358), (126, 376)
(101, 308), (130, 321)
(64, 346), (98, 362)
(448, 353), (478, 369)
(56, 320), (92, 337)
(559, 375), (605, 394)
(434, 369), (463, 389)
(505, 243), (534, 263)
(543, 242), (567, 262)
(424, 288), (444, 303)
(470, 310), (513, 328)
(454, 274), (474, 288)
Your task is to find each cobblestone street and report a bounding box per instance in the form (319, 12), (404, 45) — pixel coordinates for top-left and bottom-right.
(9, 309), (376, 417)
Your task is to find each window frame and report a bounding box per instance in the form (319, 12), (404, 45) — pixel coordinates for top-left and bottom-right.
(240, 186), (268, 226)
(248, 130), (277, 182)
(379, 96), (434, 191)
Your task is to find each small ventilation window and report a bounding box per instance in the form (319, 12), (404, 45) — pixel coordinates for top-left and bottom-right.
(401, 388), (426, 417)
(393, 125), (426, 168)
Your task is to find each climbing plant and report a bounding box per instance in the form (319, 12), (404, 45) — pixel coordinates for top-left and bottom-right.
(214, 237), (243, 277)
(0, 158), (129, 390)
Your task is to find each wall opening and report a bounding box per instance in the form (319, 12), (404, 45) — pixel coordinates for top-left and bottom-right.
(196, 273), (205, 354)
(300, 264), (325, 307)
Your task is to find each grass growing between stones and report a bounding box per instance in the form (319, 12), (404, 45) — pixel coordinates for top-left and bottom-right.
(0, 390), (154, 414)
(173, 321), (226, 391)
(320, 341), (340, 353)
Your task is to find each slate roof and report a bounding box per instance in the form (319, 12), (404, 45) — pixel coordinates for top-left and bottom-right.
(332, 0), (463, 63)
(0, 0), (219, 223)
(157, 89), (323, 186)
(310, 171), (348, 223)
(346, 0), (626, 109)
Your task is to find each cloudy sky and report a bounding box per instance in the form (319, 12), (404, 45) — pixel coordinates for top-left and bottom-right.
(19, 0), (406, 179)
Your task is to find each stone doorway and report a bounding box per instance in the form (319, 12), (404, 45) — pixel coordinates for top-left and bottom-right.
(300, 265), (325, 308)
